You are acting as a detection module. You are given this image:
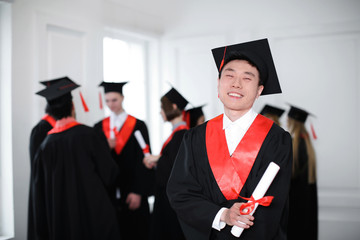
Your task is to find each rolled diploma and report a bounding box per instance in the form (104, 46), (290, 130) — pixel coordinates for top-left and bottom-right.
(231, 162), (280, 237)
(110, 118), (115, 139)
(134, 130), (150, 156)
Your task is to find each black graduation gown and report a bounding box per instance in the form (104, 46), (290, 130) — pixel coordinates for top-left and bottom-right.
(288, 137), (318, 240)
(94, 118), (155, 240)
(150, 129), (187, 240)
(28, 118), (54, 240)
(31, 124), (121, 240)
(167, 121), (293, 240)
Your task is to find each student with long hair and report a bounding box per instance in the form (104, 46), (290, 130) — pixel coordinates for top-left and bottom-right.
(287, 105), (318, 240)
(143, 87), (188, 240)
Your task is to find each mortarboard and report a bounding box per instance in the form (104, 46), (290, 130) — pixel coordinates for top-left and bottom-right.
(211, 38), (281, 95)
(39, 76), (67, 87)
(287, 104), (317, 139)
(287, 105), (313, 123)
(260, 104), (285, 118)
(99, 81), (128, 94)
(163, 87), (188, 111)
(183, 105), (205, 128)
(36, 77), (79, 107)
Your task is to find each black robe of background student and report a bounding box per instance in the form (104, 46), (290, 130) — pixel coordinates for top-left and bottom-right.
(288, 137), (318, 240)
(31, 125), (121, 240)
(167, 122), (293, 240)
(150, 129), (187, 240)
(28, 119), (54, 240)
(94, 119), (155, 240)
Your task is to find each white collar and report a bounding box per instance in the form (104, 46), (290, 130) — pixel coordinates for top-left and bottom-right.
(111, 111), (127, 120)
(223, 108), (257, 130)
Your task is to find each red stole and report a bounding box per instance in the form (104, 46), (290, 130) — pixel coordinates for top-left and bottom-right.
(206, 114), (273, 200)
(41, 114), (56, 127)
(102, 115), (137, 155)
(48, 119), (80, 135)
(160, 124), (189, 155)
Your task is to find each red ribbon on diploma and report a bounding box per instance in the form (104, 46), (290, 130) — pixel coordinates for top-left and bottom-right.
(238, 195), (274, 215)
(143, 144), (150, 155)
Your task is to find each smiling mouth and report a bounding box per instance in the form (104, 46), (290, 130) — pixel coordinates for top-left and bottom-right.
(228, 92), (243, 98)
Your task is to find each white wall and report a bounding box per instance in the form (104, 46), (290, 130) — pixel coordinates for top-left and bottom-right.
(9, 0), (360, 239)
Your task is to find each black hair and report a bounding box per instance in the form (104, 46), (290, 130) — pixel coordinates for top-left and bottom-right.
(45, 97), (73, 120)
(218, 52), (264, 86)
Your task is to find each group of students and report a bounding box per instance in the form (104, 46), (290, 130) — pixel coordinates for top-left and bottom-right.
(27, 75), (205, 240)
(28, 38), (317, 240)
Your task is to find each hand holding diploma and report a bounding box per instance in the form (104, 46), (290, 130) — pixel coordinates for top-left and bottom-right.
(143, 154), (160, 169)
(221, 203), (254, 229)
(134, 130), (150, 156)
(231, 162), (280, 237)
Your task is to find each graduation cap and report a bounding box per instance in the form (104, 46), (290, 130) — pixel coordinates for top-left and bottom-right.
(36, 77), (79, 103)
(288, 104), (317, 139)
(39, 76), (67, 87)
(99, 81), (128, 94)
(260, 104), (285, 118)
(163, 87), (188, 110)
(287, 105), (313, 123)
(183, 105), (206, 128)
(36, 77), (89, 112)
(211, 38), (281, 95)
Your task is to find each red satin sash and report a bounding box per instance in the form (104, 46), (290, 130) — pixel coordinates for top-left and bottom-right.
(48, 121), (80, 134)
(206, 114), (273, 200)
(160, 124), (189, 154)
(41, 114), (56, 127)
(102, 115), (137, 155)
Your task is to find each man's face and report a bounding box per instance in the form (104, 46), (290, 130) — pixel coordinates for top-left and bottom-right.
(217, 59), (264, 115)
(105, 92), (124, 114)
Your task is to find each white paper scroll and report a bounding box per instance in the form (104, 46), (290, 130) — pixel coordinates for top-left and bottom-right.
(110, 117), (115, 139)
(134, 130), (150, 156)
(231, 162), (280, 237)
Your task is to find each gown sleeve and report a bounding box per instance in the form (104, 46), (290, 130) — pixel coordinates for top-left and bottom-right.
(32, 150), (50, 240)
(167, 131), (221, 239)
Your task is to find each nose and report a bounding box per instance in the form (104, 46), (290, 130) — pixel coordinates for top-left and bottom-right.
(232, 77), (242, 88)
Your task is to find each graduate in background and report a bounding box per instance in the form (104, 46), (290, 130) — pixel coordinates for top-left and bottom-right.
(183, 105), (206, 128)
(94, 82), (154, 240)
(31, 77), (120, 240)
(143, 87), (188, 240)
(167, 39), (293, 239)
(28, 77), (59, 240)
(260, 104), (285, 126)
(287, 105), (318, 240)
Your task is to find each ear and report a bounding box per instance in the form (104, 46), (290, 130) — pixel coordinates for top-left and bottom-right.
(172, 103), (178, 110)
(256, 85), (264, 99)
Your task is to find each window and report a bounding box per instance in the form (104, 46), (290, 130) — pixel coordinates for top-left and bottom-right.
(103, 37), (147, 120)
(0, 1), (14, 239)
(102, 30), (162, 153)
